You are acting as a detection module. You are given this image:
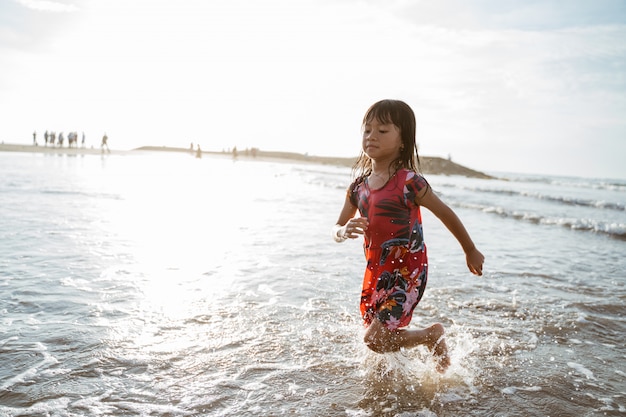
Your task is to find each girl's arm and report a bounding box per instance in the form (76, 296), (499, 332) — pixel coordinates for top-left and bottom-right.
(333, 196), (367, 242)
(418, 188), (484, 276)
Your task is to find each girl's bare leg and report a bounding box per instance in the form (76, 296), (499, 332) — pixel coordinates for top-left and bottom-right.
(364, 319), (451, 373)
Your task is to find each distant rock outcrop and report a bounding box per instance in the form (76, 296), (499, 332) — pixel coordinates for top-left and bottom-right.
(419, 156), (494, 179)
(132, 146), (495, 179)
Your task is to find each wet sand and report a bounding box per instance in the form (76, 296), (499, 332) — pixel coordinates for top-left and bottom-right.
(0, 143), (123, 156)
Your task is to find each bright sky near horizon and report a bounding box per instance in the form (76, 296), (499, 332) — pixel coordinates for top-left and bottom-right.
(1, 0), (625, 179)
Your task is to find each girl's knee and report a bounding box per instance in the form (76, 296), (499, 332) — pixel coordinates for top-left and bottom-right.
(364, 320), (393, 353)
(364, 333), (386, 353)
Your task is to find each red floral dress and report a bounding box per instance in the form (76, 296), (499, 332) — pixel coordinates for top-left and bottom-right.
(348, 169), (429, 330)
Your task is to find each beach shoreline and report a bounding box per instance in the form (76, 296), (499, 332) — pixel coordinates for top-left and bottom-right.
(0, 143), (125, 156)
(0, 143), (494, 179)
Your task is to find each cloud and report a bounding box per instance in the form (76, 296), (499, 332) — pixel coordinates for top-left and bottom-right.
(14, 0), (78, 13)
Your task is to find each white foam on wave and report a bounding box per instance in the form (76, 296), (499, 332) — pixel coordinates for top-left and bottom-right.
(0, 342), (58, 390)
(60, 276), (95, 292)
(0, 335), (18, 347)
(567, 362), (596, 380)
(0, 397), (71, 417)
(500, 385), (542, 395)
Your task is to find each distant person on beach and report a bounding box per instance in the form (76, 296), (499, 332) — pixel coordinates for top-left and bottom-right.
(33, 131), (37, 146)
(68, 132), (75, 148)
(82, 132), (85, 147)
(44, 130), (49, 146)
(195, 144), (202, 158)
(332, 99), (484, 373)
(101, 133), (110, 153)
(232, 146), (238, 160)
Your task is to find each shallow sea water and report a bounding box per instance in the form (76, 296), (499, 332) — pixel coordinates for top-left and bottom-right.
(0, 151), (624, 416)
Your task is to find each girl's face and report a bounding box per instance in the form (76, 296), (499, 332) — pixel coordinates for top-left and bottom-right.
(362, 119), (402, 162)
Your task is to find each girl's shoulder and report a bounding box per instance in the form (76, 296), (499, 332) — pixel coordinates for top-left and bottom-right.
(400, 168), (428, 183)
(347, 175), (367, 206)
(399, 168), (424, 178)
(401, 169), (430, 203)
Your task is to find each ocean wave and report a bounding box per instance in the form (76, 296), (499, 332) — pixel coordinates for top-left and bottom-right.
(461, 202), (626, 241)
(496, 174), (626, 192)
(437, 184), (625, 212)
(39, 189), (122, 200)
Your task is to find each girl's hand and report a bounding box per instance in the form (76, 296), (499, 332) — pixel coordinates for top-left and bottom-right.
(466, 247), (485, 276)
(342, 217), (369, 239)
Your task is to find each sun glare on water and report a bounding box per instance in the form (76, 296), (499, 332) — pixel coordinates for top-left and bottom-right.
(84, 154), (292, 355)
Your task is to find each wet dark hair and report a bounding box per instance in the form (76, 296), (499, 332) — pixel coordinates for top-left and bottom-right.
(353, 99), (421, 178)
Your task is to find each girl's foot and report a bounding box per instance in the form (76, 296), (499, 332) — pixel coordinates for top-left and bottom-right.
(427, 323), (451, 373)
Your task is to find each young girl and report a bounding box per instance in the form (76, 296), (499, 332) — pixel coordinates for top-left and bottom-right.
(333, 99), (484, 373)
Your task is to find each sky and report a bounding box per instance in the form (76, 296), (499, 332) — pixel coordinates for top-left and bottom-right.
(1, 0), (625, 179)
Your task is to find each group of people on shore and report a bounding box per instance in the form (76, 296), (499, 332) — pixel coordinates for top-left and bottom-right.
(33, 130), (85, 148)
(32, 131), (110, 153)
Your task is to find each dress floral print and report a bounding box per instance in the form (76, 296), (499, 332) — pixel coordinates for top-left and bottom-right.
(348, 169), (429, 330)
